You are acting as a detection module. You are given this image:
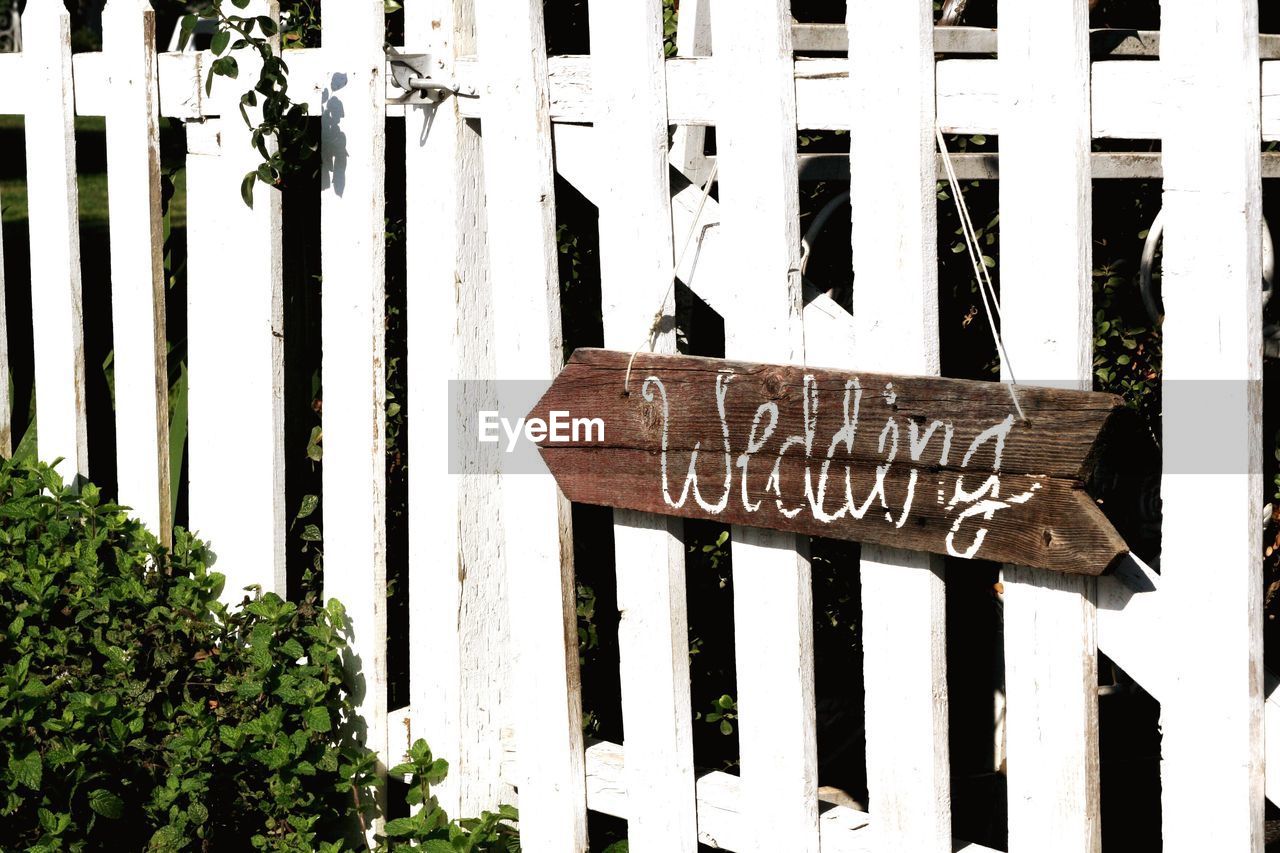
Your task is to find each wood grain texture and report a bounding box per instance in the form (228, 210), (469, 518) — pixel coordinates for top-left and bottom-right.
(103, 0), (170, 542)
(23, 1), (88, 481)
(530, 350), (1131, 575)
(848, 0), (950, 848)
(474, 0), (587, 848)
(588, 0), (697, 848)
(709, 1), (818, 849)
(402, 0), (513, 818)
(319, 0), (389, 834)
(1159, 1), (1265, 848)
(998, 0), (1101, 849)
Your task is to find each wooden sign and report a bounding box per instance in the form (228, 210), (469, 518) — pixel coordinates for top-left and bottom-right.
(527, 349), (1139, 575)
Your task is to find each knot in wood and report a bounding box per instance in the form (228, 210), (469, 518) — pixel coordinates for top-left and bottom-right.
(762, 372), (787, 399)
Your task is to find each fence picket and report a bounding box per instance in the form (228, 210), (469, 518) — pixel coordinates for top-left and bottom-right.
(102, 0), (169, 542)
(319, 0), (389, 829)
(474, 0), (586, 848)
(1159, 1), (1265, 847)
(186, 0), (286, 600)
(668, 0), (712, 185)
(710, 2), (819, 849)
(847, 2), (952, 849)
(996, 1), (1101, 849)
(22, 1), (87, 481)
(402, 0), (513, 816)
(588, 1), (697, 849)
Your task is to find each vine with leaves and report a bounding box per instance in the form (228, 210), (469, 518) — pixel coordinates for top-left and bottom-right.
(178, 0), (316, 207)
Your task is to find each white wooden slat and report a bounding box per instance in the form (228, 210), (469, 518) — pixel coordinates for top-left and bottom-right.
(473, 0), (586, 849)
(580, 739), (1003, 853)
(710, 2), (818, 850)
(551, 123), (850, 351)
(402, 0), (514, 817)
(187, 1), (285, 602)
(668, 0), (712, 185)
(102, 0), (170, 541)
(847, 1), (950, 850)
(55, 49), (1280, 143)
(588, 1), (697, 849)
(319, 0), (389, 831)
(23, 2), (87, 481)
(997, 1), (1100, 850)
(1159, 1), (1265, 848)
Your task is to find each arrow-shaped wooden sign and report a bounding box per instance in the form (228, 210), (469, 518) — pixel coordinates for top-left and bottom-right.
(526, 349), (1139, 575)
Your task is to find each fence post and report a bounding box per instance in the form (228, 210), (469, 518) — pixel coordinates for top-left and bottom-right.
(848, 2), (952, 849)
(22, 0), (87, 481)
(319, 0), (389, 832)
(997, 0), (1101, 849)
(402, 0), (514, 817)
(474, 0), (587, 847)
(588, 0), (698, 849)
(710, 1), (820, 849)
(186, 0), (286, 601)
(102, 0), (170, 542)
(1160, 1), (1265, 848)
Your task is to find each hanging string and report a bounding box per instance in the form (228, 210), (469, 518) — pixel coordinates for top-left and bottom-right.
(624, 160), (721, 395)
(934, 125), (1026, 421)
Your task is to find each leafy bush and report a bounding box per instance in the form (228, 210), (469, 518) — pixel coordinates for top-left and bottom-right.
(0, 458), (517, 851)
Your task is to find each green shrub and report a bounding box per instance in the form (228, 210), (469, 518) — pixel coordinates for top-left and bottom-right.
(0, 458), (518, 851)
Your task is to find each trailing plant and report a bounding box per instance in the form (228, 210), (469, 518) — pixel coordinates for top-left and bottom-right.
(177, 1), (314, 207)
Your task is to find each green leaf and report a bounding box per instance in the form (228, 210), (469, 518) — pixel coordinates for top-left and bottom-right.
(719, 719), (734, 735)
(88, 788), (124, 819)
(257, 15), (279, 35)
(303, 706), (332, 732)
(296, 494), (319, 519)
(210, 29), (230, 56)
(383, 817), (419, 837)
(301, 524), (322, 542)
(240, 171), (257, 209)
(10, 751), (41, 790)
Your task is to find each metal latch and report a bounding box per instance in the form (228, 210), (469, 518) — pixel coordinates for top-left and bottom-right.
(387, 49), (477, 103)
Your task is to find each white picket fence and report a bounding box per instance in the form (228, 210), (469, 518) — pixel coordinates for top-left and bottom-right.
(0, 0), (1273, 850)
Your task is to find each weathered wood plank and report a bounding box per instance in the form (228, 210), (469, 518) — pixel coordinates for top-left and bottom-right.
(588, 0), (697, 849)
(187, 1), (286, 603)
(474, 0), (587, 848)
(319, 0), (388, 833)
(580, 739), (1003, 853)
(531, 350), (1131, 575)
(23, 2), (88, 481)
(1159, 1), (1265, 848)
(709, 2), (818, 848)
(848, 0), (950, 848)
(52, 49), (1280, 143)
(997, 1), (1101, 849)
(102, 0), (170, 541)
(668, 0), (712, 185)
(402, 0), (512, 818)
